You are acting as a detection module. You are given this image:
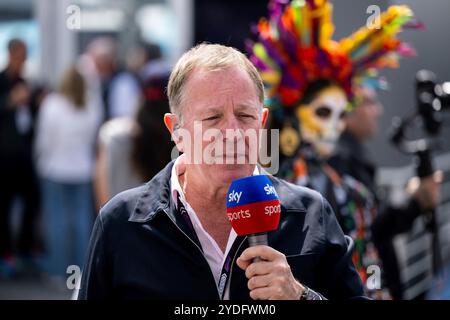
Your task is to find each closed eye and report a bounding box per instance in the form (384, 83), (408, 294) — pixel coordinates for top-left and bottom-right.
(203, 115), (220, 121)
(237, 113), (256, 119)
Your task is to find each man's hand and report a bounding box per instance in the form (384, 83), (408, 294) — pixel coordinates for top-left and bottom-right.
(407, 171), (442, 211)
(236, 245), (304, 300)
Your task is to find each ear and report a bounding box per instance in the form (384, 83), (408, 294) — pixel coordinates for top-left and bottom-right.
(261, 107), (269, 128)
(163, 113), (177, 134)
(164, 113), (184, 152)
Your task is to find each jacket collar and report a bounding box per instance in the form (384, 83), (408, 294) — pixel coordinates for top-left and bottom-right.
(129, 160), (175, 223)
(129, 160), (307, 223)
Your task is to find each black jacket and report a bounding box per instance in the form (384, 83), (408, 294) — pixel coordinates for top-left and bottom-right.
(329, 130), (377, 196)
(79, 161), (364, 300)
(0, 69), (33, 167)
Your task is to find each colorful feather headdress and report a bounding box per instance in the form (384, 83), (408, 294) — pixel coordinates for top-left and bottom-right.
(247, 0), (420, 109)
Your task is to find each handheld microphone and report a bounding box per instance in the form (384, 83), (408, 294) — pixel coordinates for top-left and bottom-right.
(226, 175), (281, 261)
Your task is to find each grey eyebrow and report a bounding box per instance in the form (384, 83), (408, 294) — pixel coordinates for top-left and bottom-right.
(199, 104), (260, 116)
(234, 104), (260, 112)
(201, 106), (224, 116)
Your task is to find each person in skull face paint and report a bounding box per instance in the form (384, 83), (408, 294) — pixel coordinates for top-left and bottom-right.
(271, 79), (383, 298)
(248, 0), (419, 298)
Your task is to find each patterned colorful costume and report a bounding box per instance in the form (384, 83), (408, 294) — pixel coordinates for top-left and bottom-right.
(248, 0), (419, 298)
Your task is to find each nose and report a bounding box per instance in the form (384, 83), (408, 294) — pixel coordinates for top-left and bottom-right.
(221, 114), (247, 149)
(223, 113), (242, 132)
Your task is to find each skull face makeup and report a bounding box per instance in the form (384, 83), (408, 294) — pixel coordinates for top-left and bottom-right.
(296, 86), (348, 158)
(249, 0), (417, 161)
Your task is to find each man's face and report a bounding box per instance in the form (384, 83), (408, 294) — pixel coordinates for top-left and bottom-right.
(176, 66), (268, 185)
(347, 87), (383, 140)
(296, 87), (348, 158)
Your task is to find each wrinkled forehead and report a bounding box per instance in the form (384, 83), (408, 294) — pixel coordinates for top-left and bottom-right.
(182, 67), (262, 114)
(307, 87), (348, 112)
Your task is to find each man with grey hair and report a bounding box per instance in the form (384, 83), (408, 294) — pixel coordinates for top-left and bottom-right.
(79, 43), (364, 300)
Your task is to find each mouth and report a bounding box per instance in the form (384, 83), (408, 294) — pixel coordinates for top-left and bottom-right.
(213, 153), (250, 164)
(221, 154), (248, 160)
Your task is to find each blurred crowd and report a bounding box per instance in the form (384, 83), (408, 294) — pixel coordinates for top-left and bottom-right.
(0, 37), (173, 287)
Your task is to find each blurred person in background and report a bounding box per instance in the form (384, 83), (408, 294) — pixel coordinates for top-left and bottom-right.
(329, 86), (442, 299)
(108, 44), (149, 119)
(94, 67), (173, 208)
(77, 37), (117, 124)
(34, 66), (101, 282)
(140, 43), (172, 85)
(0, 38), (40, 278)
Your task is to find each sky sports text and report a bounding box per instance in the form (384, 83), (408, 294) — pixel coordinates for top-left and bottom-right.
(228, 183), (278, 204)
(227, 205), (281, 222)
(228, 189), (243, 204)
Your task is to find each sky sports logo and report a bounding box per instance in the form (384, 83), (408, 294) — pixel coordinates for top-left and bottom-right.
(226, 203), (281, 222)
(228, 184), (278, 204)
(226, 182), (281, 222)
(226, 198), (281, 235)
(228, 190), (243, 204)
(263, 184), (277, 197)
(227, 209), (251, 221)
(226, 175), (281, 235)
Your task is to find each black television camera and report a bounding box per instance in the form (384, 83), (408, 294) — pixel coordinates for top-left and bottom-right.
(390, 70), (450, 274)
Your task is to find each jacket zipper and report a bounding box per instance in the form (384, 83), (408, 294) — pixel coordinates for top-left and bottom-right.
(162, 208), (220, 298)
(226, 235), (248, 299)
